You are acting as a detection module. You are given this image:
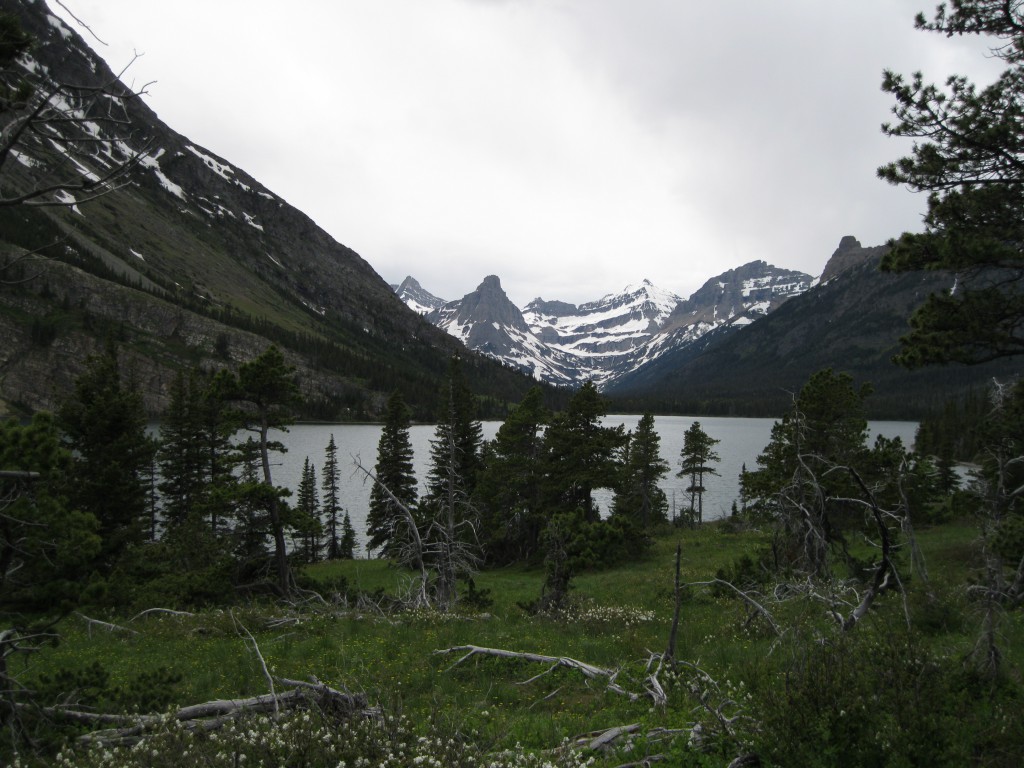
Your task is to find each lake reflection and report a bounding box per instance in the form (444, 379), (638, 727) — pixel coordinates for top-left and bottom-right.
(272, 416), (918, 556)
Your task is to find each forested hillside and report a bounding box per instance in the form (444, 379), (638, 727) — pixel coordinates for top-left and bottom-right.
(608, 244), (1020, 418)
(0, 0), (546, 420)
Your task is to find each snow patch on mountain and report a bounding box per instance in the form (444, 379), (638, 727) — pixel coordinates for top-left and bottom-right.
(396, 263), (813, 389)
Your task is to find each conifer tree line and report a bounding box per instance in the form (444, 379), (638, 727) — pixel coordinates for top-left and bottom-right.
(2, 339), (1015, 619)
(0, 343), (364, 610)
(0, 338), (732, 613)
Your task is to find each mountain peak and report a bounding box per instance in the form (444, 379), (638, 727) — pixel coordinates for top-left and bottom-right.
(478, 275), (503, 292)
(394, 276), (446, 314)
(820, 236), (887, 283)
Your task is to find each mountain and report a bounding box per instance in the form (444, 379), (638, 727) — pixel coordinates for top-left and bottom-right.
(0, 0), (542, 419)
(427, 276), (580, 385)
(403, 262), (812, 388)
(393, 277), (446, 315)
(607, 237), (1020, 418)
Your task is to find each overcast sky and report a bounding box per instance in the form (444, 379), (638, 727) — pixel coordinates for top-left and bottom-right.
(50, 0), (1005, 307)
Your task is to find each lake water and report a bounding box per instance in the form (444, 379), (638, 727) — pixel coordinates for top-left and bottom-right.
(271, 416), (918, 557)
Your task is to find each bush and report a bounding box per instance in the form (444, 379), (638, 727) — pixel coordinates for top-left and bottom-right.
(750, 625), (1022, 767)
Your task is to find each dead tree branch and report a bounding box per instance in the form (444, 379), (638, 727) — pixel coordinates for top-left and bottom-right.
(686, 579), (782, 638)
(353, 457), (431, 608)
(435, 644), (654, 703)
(74, 612), (140, 638)
(231, 611), (277, 716)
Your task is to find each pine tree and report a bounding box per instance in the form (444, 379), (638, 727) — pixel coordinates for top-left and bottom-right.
(217, 346), (300, 595)
(614, 413), (669, 527)
(294, 457), (322, 563)
(475, 386), (549, 563)
(422, 372), (484, 608)
(740, 369), (874, 576)
(339, 511), (358, 559)
(366, 391), (418, 557)
(677, 421), (721, 526)
(58, 343), (155, 572)
(0, 413), (100, 610)
(424, 357), (483, 506)
(321, 433), (342, 559)
(158, 369), (208, 531)
(542, 381), (626, 521)
(878, 2), (1024, 366)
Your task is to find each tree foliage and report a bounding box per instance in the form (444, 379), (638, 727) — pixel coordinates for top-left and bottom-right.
(740, 369), (877, 577)
(57, 344), (154, 573)
(0, 413), (99, 611)
(613, 413), (669, 528)
(216, 346), (300, 595)
(542, 381), (626, 522)
(475, 386), (549, 564)
(293, 457), (322, 564)
(677, 420), (721, 526)
(879, 1), (1024, 365)
(321, 434), (343, 559)
(366, 390), (418, 558)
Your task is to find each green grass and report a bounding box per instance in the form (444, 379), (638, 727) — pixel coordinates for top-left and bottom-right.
(16, 518), (1024, 767)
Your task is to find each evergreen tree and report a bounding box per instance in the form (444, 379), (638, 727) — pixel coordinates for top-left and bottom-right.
(194, 375), (241, 536)
(0, 413), (100, 610)
(339, 511), (358, 559)
(542, 381), (626, 521)
(366, 390), (418, 557)
(613, 413), (669, 528)
(475, 386), (549, 563)
(424, 356), (483, 505)
(741, 369), (875, 577)
(422, 365), (485, 609)
(677, 420), (721, 526)
(879, 2), (1024, 365)
(218, 346), (299, 595)
(58, 344), (155, 572)
(293, 457), (322, 563)
(157, 369), (208, 531)
(231, 436), (276, 564)
(321, 433), (342, 559)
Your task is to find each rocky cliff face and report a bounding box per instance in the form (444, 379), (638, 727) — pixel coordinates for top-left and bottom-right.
(819, 236), (887, 283)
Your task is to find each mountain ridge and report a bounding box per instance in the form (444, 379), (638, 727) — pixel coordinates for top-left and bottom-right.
(398, 260), (813, 388)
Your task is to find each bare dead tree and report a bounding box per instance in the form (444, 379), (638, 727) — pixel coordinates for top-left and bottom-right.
(355, 449), (482, 613)
(663, 542), (682, 664)
(354, 457), (431, 608)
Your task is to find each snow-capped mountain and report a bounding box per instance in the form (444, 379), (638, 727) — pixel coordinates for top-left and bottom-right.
(393, 276), (446, 315)
(396, 261), (813, 388)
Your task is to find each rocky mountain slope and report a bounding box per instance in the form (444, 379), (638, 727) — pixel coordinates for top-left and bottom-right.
(0, 0), (540, 418)
(399, 262), (812, 388)
(607, 237), (1020, 418)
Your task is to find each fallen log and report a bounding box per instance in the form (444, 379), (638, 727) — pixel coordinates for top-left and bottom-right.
(62, 679), (369, 748)
(435, 644), (650, 702)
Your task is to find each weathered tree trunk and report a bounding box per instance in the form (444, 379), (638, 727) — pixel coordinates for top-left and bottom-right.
(664, 542), (682, 663)
(259, 420), (291, 596)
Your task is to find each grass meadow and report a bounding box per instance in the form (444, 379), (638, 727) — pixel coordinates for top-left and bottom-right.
(15, 517), (1024, 767)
